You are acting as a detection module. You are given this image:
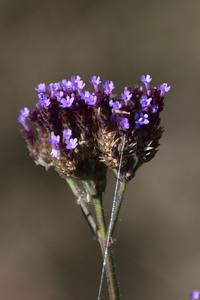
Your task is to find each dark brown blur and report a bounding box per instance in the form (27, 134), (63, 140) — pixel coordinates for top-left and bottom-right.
(1, 0), (200, 299)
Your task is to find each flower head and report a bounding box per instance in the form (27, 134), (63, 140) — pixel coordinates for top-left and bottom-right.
(18, 74), (170, 180)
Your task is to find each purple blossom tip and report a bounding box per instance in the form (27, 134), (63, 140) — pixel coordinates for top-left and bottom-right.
(60, 95), (74, 108)
(63, 129), (72, 141)
(190, 290), (200, 300)
(37, 94), (51, 108)
(159, 83), (171, 95)
(18, 107), (30, 130)
(109, 100), (122, 110)
(90, 75), (101, 90)
(61, 79), (73, 92)
(103, 80), (115, 95)
(120, 117), (130, 130)
(71, 75), (85, 91)
(49, 82), (61, 93)
(35, 83), (46, 93)
(135, 112), (149, 126)
(66, 138), (78, 150)
(140, 74), (152, 88)
(140, 95), (152, 109)
(82, 91), (97, 106)
(121, 87), (132, 104)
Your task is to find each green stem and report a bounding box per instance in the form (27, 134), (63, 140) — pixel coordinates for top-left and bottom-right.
(85, 181), (120, 300)
(66, 177), (100, 240)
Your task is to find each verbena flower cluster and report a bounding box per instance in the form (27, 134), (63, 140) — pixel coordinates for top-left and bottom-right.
(18, 74), (170, 181)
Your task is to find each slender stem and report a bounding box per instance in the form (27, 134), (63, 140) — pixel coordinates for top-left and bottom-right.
(85, 180), (120, 300)
(66, 177), (100, 240)
(66, 177), (120, 300)
(110, 180), (127, 237)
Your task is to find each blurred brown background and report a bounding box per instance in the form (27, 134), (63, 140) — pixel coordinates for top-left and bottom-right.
(0, 0), (200, 299)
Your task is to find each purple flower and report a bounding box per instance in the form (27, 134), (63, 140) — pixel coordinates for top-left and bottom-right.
(140, 96), (152, 108)
(140, 74), (152, 89)
(103, 80), (115, 95)
(82, 91), (97, 106)
(37, 94), (51, 108)
(18, 107), (30, 130)
(66, 138), (78, 150)
(63, 129), (72, 141)
(48, 82), (61, 94)
(61, 79), (73, 92)
(159, 83), (171, 95)
(60, 95), (74, 108)
(71, 75), (85, 91)
(121, 87), (132, 104)
(120, 117), (129, 130)
(135, 112), (149, 125)
(190, 290), (200, 300)
(49, 133), (60, 158)
(55, 91), (64, 101)
(90, 75), (101, 91)
(35, 83), (46, 93)
(109, 100), (122, 110)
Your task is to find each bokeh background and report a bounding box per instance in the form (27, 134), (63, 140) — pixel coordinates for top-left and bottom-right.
(1, 0), (200, 299)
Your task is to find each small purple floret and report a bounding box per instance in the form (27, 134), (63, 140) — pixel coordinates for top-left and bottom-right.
(140, 74), (152, 89)
(109, 100), (122, 110)
(140, 96), (152, 108)
(190, 290), (200, 300)
(18, 107), (30, 130)
(120, 117), (130, 130)
(71, 75), (85, 91)
(90, 75), (101, 91)
(61, 79), (73, 92)
(66, 138), (78, 150)
(49, 82), (61, 94)
(37, 93), (50, 108)
(83, 91), (97, 106)
(121, 87), (132, 104)
(49, 133), (60, 158)
(159, 83), (171, 95)
(103, 80), (115, 95)
(60, 95), (74, 108)
(63, 129), (72, 141)
(135, 113), (149, 125)
(35, 83), (46, 93)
